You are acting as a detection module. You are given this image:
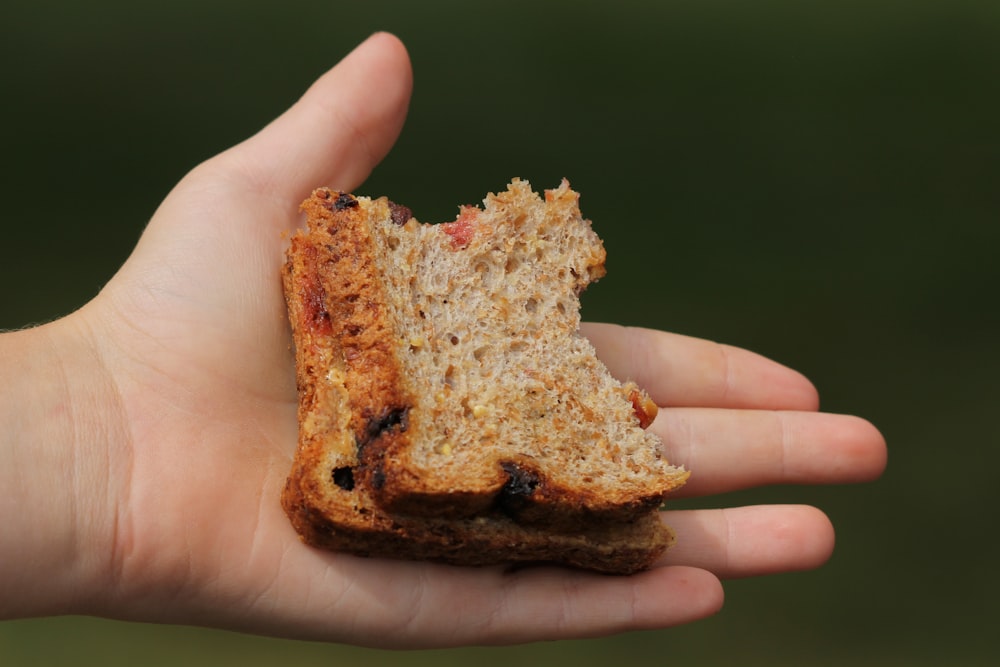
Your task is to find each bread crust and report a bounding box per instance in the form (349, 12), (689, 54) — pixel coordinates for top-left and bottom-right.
(281, 431), (673, 574)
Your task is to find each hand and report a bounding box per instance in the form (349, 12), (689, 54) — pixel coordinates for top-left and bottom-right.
(1, 33), (886, 647)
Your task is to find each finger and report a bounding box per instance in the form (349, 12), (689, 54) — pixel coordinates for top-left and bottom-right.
(582, 322), (819, 410)
(115, 32), (413, 353)
(298, 558), (724, 647)
(221, 32), (413, 201)
(437, 564), (723, 646)
(655, 409), (887, 498)
(659, 505), (835, 579)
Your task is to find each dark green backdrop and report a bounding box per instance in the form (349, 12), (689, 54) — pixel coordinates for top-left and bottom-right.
(2, 1), (997, 665)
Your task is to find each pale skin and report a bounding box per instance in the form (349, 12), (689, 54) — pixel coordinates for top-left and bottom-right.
(0, 33), (886, 647)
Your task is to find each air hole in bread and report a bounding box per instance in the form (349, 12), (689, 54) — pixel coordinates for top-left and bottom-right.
(504, 257), (520, 274)
(332, 467), (355, 491)
(473, 346), (488, 362)
(473, 261), (492, 285)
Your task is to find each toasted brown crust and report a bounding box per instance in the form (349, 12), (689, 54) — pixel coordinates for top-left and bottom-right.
(289, 192), (416, 496)
(281, 436), (673, 574)
(280, 180), (685, 573)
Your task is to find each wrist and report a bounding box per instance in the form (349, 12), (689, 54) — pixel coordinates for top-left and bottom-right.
(0, 314), (125, 619)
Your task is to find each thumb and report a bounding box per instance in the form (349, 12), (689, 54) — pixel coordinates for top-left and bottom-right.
(90, 33), (411, 370)
(112, 31), (412, 302)
(219, 32), (413, 202)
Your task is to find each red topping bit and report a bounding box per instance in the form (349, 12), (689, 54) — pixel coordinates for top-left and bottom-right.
(628, 387), (658, 429)
(299, 246), (331, 336)
(302, 279), (331, 336)
(440, 206), (478, 249)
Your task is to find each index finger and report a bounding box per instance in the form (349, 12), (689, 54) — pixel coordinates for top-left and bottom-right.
(581, 323), (819, 411)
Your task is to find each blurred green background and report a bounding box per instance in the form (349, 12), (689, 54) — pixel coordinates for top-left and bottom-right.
(1, 0), (997, 665)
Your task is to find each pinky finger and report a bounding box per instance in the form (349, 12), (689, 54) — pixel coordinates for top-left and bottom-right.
(473, 564), (724, 643)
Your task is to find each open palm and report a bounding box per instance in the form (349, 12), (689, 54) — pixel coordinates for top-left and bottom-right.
(68, 34), (885, 647)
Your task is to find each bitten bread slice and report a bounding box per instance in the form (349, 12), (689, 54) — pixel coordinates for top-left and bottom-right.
(282, 179), (687, 528)
(280, 181), (683, 572)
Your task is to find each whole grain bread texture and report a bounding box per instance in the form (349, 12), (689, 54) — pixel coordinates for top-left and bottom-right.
(281, 179), (688, 573)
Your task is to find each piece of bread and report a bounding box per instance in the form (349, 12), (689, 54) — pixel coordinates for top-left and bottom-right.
(283, 432), (674, 574)
(281, 179), (687, 572)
